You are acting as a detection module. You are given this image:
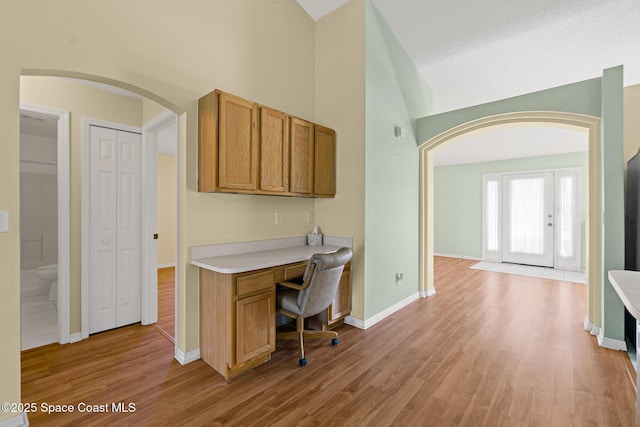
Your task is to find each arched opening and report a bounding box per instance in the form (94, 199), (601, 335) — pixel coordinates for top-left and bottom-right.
(18, 70), (184, 355)
(419, 112), (602, 328)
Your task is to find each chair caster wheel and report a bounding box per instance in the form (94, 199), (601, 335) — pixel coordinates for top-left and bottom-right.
(299, 358), (307, 367)
(332, 338), (339, 346)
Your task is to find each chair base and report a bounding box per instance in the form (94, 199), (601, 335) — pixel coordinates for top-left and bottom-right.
(276, 313), (339, 365)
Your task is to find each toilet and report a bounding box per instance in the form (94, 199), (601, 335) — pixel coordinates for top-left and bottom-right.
(36, 264), (58, 304)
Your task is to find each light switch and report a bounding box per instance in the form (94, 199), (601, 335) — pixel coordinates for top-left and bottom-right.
(0, 210), (8, 232)
(275, 212), (283, 225)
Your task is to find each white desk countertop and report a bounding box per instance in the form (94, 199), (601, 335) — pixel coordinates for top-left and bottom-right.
(191, 245), (344, 274)
(608, 270), (640, 319)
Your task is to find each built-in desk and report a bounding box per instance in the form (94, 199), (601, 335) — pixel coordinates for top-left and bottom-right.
(191, 236), (352, 379)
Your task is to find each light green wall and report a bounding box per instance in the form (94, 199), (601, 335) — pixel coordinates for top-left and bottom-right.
(601, 66), (625, 341)
(417, 78), (602, 146)
(364, 1), (431, 318)
(434, 152), (588, 266)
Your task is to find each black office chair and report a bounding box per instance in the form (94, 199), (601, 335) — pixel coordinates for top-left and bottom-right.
(276, 247), (353, 366)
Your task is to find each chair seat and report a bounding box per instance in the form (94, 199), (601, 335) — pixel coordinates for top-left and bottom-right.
(276, 289), (301, 316)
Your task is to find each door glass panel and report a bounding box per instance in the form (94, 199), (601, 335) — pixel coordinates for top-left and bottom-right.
(509, 177), (545, 255)
(557, 175), (574, 258)
(486, 180), (500, 252)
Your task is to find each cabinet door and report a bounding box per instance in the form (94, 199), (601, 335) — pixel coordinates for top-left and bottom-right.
(218, 92), (259, 191)
(198, 92), (218, 192)
(289, 117), (314, 194)
(329, 270), (351, 322)
(259, 107), (289, 192)
(314, 125), (336, 197)
(236, 291), (275, 364)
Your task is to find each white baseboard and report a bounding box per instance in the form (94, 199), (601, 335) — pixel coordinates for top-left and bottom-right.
(175, 347), (200, 365)
(420, 288), (436, 298)
(597, 329), (627, 351)
(69, 332), (82, 344)
(344, 316), (364, 329)
(434, 253), (482, 261)
(345, 292), (420, 330)
(0, 412), (29, 427)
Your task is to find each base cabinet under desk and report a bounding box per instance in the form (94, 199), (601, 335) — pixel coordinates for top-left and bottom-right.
(199, 260), (351, 379)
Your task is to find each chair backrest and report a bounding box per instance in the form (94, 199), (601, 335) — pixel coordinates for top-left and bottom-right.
(297, 247), (353, 318)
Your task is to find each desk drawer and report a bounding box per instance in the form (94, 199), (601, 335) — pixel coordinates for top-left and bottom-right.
(284, 262), (307, 280)
(237, 270), (274, 298)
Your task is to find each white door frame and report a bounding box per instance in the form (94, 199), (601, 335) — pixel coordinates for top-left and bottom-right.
(81, 118), (143, 339)
(20, 104), (71, 345)
(141, 110), (178, 326)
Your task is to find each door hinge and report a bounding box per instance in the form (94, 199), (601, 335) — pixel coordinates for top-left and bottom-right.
(153, 233), (158, 240)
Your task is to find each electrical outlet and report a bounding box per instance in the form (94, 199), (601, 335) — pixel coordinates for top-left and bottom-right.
(395, 273), (404, 286)
(275, 212), (283, 224)
(306, 211), (313, 224)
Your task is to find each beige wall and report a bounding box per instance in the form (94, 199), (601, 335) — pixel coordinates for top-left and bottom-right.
(158, 153), (177, 266)
(624, 84), (640, 163)
(20, 76), (143, 334)
(315, 0), (367, 319)
(1, 0), (319, 418)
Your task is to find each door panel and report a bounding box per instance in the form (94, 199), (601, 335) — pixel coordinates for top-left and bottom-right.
(90, 127), (118, 333)
(502, 172), (554, 267)
(89, 126), (141, 334)
(116, 131), (141, 327)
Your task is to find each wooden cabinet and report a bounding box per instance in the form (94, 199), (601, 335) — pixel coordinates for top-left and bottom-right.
(329, 269), (351, 323)
(259, 107), (289, 193)
(198, 91), (259, 193)
(199, 257), (351, 379)
(198, 89), (336, 197)
(289, 117), (315, 194)
(314, 125), (336, 197)
(307, 262), (351, 330)
(235, 270), (275, 363)
(199, 268), (275, 379)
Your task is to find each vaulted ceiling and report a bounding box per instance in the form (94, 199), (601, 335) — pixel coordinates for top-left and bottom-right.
(298, 0), (640, 113)
(297, 0), (637, 164)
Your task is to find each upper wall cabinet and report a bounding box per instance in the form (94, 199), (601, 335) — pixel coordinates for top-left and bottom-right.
(259, 107), (289, 193)
(289, 117), (314, 195)
(314, 125), (336, 197)
(198, 89), (336, 198)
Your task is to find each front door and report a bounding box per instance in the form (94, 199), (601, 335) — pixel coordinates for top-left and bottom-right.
(502, 172), (554, 267)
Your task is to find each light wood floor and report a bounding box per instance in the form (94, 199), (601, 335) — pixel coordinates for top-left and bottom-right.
(153, 267), (175, 343)
(21, 257), (637, 425)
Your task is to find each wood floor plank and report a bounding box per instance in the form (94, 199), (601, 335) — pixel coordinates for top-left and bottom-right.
(21, 257), (637, 425)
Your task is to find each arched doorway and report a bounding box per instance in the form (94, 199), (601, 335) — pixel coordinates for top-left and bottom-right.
(419, 111), (602, 329)
(19, 70), (184, 355)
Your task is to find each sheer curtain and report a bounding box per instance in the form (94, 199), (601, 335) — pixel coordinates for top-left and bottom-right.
(508, 177), (545, 255)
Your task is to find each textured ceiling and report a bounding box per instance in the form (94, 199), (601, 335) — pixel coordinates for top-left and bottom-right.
(298, 0), (640, 113)
(296, 0), (639, 164)
(370, 0), (640, 113)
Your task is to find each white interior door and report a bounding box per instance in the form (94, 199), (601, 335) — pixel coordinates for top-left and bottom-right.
(502, 172), (554, 267)
(89, 125), (141, 334)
